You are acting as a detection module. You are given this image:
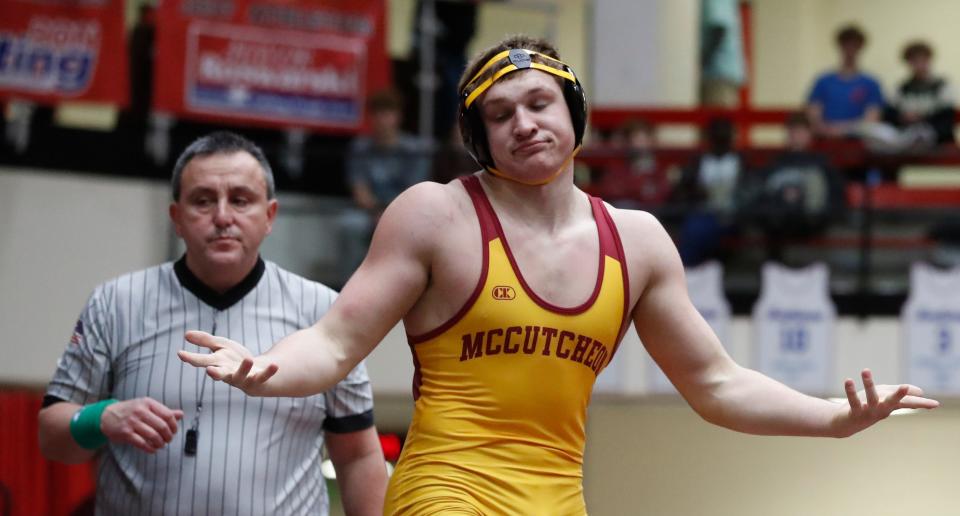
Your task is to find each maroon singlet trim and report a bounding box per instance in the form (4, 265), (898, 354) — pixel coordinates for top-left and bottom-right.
(473, 177), (607, 315)
(596, 200), (632, 362)
(406, 175), (493, 345)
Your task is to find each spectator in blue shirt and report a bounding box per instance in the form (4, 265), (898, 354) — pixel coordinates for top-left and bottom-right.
(806, 25), (885, 138)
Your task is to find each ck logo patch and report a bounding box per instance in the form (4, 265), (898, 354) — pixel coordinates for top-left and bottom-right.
(492, 286), (516, 300)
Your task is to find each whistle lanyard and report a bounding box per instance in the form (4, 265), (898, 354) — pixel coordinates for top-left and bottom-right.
(185, 318), (215, 457)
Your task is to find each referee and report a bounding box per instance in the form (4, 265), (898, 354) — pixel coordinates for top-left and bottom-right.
(38, 132), (387, 515)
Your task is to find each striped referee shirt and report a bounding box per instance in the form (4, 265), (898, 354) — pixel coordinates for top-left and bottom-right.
(45, 256), (375, 516)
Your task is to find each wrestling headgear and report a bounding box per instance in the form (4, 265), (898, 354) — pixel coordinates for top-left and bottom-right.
(458, 48), (587, 183)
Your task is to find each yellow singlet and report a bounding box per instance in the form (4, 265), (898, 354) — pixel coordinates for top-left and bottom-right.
(384, 175), (631, 515)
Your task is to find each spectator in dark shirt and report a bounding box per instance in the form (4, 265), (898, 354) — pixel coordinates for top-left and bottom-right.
(748, 113), (846, 260)
(888, 41), (955, 146)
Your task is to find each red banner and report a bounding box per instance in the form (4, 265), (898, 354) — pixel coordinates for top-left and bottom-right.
(155, 0), (388, 133)
(0, 0), (128, 106)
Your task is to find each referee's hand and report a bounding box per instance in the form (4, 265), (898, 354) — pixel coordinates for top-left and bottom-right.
(101, 398), (184, 454)
(178, 331), (279, 395)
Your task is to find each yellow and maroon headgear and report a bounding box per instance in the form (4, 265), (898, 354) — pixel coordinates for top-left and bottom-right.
(457, 48), (588, 177)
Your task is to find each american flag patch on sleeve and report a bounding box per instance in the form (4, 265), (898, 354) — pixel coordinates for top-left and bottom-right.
(69, 320), (84, 346)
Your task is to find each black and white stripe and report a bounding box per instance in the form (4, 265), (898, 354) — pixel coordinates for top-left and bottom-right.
(46, 257), (374, 516)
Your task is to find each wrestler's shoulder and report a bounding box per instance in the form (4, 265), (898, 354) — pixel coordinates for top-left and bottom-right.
(599, 202), (677, 269)
(601, 202), (667, 235)
(388, 178), (475, 220)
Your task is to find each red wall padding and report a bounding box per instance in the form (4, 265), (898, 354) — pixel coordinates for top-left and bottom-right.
(0, 391), (96, 516)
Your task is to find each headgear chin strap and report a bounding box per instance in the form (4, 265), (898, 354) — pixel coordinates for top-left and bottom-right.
(458, 48), (588, 183)
(484, 145), (583, 186)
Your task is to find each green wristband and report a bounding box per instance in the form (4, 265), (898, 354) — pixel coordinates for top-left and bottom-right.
(69, 399), (118, 450)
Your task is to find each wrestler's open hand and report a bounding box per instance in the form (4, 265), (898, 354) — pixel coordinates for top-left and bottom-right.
(178, 331), (279, 395)
(834, 369), (939, 437)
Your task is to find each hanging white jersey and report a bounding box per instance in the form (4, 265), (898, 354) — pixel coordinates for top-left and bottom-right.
(753, 262), (835, 394)
(902, 262), (960, 395)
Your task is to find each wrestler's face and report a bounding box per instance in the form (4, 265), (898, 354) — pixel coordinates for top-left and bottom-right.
(480, 69), (575, 183)
(170, 151), (277, 276)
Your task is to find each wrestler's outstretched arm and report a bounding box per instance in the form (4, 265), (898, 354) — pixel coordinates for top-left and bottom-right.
(615, 208), (939, 438)
(178, 182), (448, 397)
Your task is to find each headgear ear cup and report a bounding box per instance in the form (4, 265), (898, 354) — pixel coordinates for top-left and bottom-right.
(563, 74), (588, 147)
(458, 49), (588, 172)
(458, 94), (492, 169)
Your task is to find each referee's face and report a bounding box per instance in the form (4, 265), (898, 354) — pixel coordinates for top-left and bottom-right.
(170, 151), (278, 285)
